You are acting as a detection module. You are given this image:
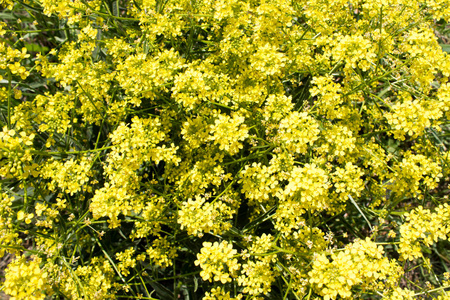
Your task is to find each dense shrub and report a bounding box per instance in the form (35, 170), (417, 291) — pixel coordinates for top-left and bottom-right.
(1, 0), (450, 298)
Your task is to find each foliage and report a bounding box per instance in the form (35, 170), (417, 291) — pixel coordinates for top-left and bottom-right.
(1, 0), (450, 299)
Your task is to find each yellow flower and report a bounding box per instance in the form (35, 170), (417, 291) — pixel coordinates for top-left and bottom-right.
(195, 241), (240, 284)
(3, 256), (49, 300)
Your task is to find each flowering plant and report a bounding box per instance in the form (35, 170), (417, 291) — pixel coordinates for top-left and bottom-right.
(1, 0), (450, 298)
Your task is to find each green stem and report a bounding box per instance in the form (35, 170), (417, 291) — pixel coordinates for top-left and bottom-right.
(6, 28), (82, 33)
(95, 237), (138, 298)
(69, 3), (139, 21)
(30, 145), (113, 156)
(7, 70), (12, 129)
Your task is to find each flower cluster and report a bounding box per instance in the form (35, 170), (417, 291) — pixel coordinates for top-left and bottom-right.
(195, 241), (240, 284)
(309, 238), (402, 299)
(3, 256), (49, 300)
(399, 204), (450, 260)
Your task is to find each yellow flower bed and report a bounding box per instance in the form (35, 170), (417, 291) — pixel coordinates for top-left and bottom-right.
(1, 0), (450, 298)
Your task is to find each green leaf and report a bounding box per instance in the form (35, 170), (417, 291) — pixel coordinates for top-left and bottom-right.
(0, 13), (17, 20)
(348, 195), (373, 232)
(440, 44), (450, 53)
(24, 43), (49, 54)
(148, 280), (175, 300)
(242, 205), (276, 233)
